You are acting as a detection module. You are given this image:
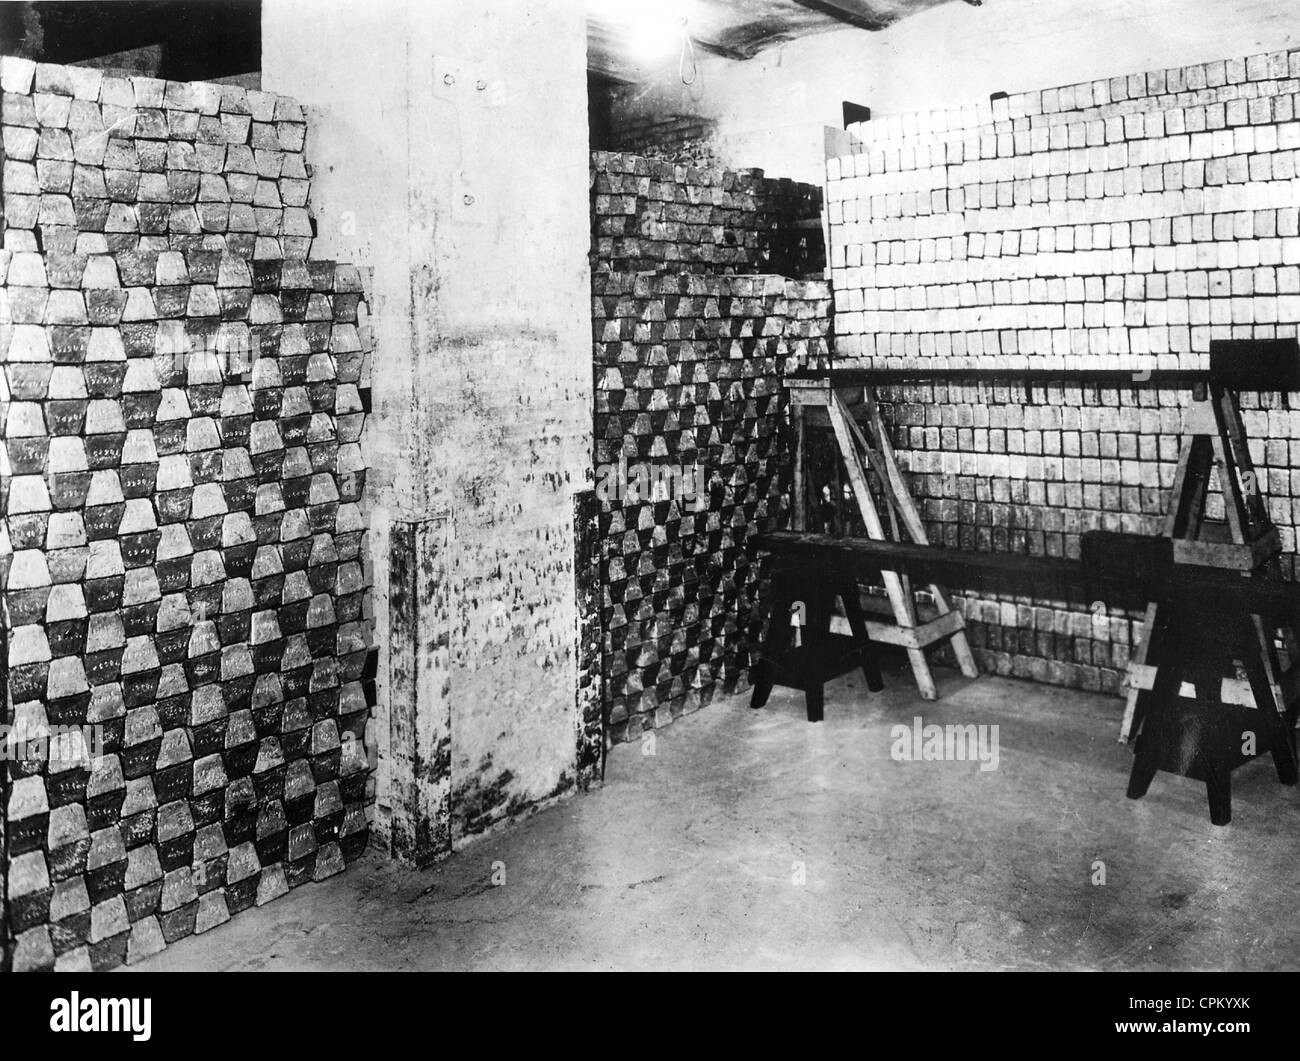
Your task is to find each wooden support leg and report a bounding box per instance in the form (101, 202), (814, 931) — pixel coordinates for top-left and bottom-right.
(1122, 429), (1210, 741)
(841, 583), (885, 692)
(803, 585), (834, 722)
(1127, 646), (1181, 801)
(806, 683), (825, 724)
(1127, 736), (1161, 800)
(1205, 767), (1233, 827)
(1241, 619), (1300, 785)
(1122, 601), (1162, 742)
(860, 389), (979, 684)
(905, 645), (937, 701)
(1281, 739), (1300, 787)
(793, 411), (806, 531)
(751, 573), (796, 710)
(826, 394), (942, 700)
(928, 586), (980, 678)
(887, 567), (937, 700)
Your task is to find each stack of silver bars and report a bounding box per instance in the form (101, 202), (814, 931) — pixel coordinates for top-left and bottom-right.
(1, 55), (374, 971)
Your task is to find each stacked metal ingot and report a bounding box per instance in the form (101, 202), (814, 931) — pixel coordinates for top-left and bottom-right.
(778, 279), (834, 372)
(2, 57), (374, 972)
(591, 272), (831, 741)
(1, 57), (313, 260)
(826, 46), (1300, 371)
(591, 151), (824, 279)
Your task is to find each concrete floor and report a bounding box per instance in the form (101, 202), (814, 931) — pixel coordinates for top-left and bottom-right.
(130, 664), (1300, 971)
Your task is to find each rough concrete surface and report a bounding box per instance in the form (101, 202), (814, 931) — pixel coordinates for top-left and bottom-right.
(128, 665), (1300, 971)
(262, 0), (594, 848)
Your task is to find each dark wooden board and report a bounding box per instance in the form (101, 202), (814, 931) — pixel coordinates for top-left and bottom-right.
(754, 530), (1300, 621)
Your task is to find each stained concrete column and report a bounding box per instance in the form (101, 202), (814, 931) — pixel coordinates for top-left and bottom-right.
(262, 0), (595, 861)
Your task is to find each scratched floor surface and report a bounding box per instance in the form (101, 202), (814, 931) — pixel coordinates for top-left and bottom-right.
(127, 667), (1300, 971)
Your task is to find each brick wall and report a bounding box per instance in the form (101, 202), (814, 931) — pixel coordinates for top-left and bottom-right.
(1, 57), (373, 970)
(822, 47), (1300, 694)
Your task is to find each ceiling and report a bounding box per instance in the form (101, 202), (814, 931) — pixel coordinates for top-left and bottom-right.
(2, 1), (261, 81)
(587, 0), (970, 82)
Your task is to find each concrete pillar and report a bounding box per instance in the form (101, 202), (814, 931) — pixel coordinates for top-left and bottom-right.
(262, 0), (594, 859)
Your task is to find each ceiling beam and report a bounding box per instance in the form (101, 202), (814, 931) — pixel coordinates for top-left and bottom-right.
(788, 0), (889, 32)
(693, 37), (752, 62)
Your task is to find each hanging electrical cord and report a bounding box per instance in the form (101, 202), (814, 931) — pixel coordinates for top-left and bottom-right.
(678, 18), (698, 85)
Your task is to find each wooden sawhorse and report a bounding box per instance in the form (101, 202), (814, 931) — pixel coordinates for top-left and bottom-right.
(1123, 593), (1299, 824)
(785, 379), (978, 700)
(1120, 339), (1300, 823)
(749, 538), (885, 720)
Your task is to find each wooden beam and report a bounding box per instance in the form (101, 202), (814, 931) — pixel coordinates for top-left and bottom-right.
(693, 37), (749, 62)
(789, 0), (888, 32)
(755, 530), (1300, 620)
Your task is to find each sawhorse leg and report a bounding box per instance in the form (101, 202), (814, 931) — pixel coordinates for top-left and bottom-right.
(1205, 768), (1233, 828)
(1241, 617), (1300, 786)
(803, 586), (833, 722)
(1126, 666), (1234, 825)
(1126, 653), (1178, 801)
(750, 571), (797, 711)
(841, 584), (885, 693)
(1129, 610), (1298, 825)
(751, 566), (884, 721)
(826, 394), (941, 700)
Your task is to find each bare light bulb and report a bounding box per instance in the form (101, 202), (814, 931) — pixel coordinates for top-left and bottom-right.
(628, 15), (686, 62)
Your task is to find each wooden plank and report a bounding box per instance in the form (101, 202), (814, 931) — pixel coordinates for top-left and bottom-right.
(1120, 602), (1159, 742)
(863, 610), (965, 649)
(1120, 662), (1294, 705)
(823, 609), (962, 649)
(857, 390), (926, 542)
(861, 388), (980, 678)
(793, 410), (806, 532)
(1217, 385), (1272, 532)
(837, 397), (917, 611)
(1250, 613), (1290, 719)
(1210, 431), (1247, 544)
(1127, 665), (1300, 707)
(1175, 435), (1214, 540)
(788, 380), (833, 407)
(1172, 534), (1279, 570)
(1126, 430), (1207, 740)
(756, 531), (1300, 616)
(835, 392), (911, 535)
(1161, 435), (1195, 537)
(1242, 617), (1300, 783)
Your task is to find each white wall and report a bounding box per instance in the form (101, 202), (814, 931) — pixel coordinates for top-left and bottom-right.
(613, 0), (1300, 185)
